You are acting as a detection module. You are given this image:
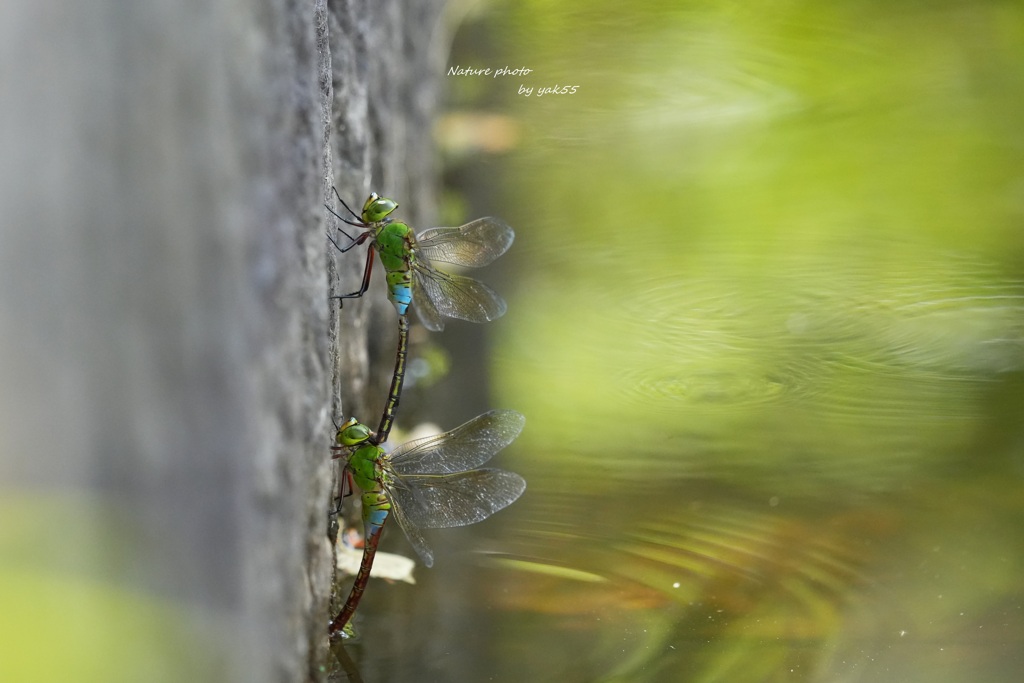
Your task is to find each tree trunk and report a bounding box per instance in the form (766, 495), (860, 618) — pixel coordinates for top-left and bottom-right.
(0, 0), (444, 681)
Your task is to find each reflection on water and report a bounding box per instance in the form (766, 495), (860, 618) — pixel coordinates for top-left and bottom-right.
(334, 1), (1024, 681)
(497, 237), (1022, 500)
(484, 492), (887, 682)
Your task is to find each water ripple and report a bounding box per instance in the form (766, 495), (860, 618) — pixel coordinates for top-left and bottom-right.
(609, 242), (1024, 425)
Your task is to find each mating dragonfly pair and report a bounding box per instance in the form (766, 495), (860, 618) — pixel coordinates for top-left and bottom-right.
(326, 190), (524, 636)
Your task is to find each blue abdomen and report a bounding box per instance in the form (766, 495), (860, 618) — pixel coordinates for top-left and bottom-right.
(389, 287), (411, 314)
(386, 271), (413, 315)
(364, 506), (389, 536)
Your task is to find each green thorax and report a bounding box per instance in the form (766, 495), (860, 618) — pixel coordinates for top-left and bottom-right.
(375, 221), (415, 273)
(348, 443), (385, 494)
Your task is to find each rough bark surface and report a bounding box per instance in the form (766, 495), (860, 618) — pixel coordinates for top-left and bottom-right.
(0, 0), (444, 681)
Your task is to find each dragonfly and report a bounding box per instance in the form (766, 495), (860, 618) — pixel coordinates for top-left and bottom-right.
(328, 191), (514, 443)
(328, 409), (527, 636)
(327, 189), (515, 332)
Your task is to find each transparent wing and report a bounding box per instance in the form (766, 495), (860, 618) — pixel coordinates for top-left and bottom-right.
(412, 270), (446, 332)
(388, 410), (525, 475)
(386, 493), (435, 568)
(412, 261), (507, 326)
(415, 218), (514, 267)
(387, 469), (526, 531)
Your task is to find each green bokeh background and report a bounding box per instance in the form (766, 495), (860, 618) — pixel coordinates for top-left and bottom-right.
(382, 1), (1024, 681)
(0, 495), (224, 682)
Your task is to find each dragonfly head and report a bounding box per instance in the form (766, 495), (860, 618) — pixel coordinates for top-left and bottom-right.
(336, 418), (372, 447)
(361, 193), (398, 223)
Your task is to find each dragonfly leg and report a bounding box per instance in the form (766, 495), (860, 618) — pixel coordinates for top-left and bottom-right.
(325, 203), (357, 243)
(326, 230), (349, 253)
(331, 468), (354, 516)
(325, 202), (368, 236)
(327, 221), (371, 254)
(332, 185), (362, 221)
(331, 244), (374, 306)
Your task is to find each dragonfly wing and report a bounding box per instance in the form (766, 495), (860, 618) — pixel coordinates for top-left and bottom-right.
(416, 218), (514, 267)
(413, 263), (507, 324)
(389, 410), (525, 475)
(388, 469), (526, 530)
(412, 272), (446, 331)
(385, 485), (435, 568)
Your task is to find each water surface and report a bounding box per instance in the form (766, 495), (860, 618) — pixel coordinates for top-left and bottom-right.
(334, 2), (1024, 681)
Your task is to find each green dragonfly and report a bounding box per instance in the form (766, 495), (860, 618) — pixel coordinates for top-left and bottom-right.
(328, 409), (526, 636)
(327, 190), (515, 332)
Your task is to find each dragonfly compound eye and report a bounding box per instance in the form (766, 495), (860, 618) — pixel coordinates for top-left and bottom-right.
(337, 419), (372, 446)
(362, 194), (398, 223)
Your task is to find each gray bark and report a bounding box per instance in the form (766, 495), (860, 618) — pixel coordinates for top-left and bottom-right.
(0, 0), (444, 681)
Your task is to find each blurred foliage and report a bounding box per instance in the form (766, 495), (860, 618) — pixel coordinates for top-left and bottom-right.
(0, 493), (224, 682)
